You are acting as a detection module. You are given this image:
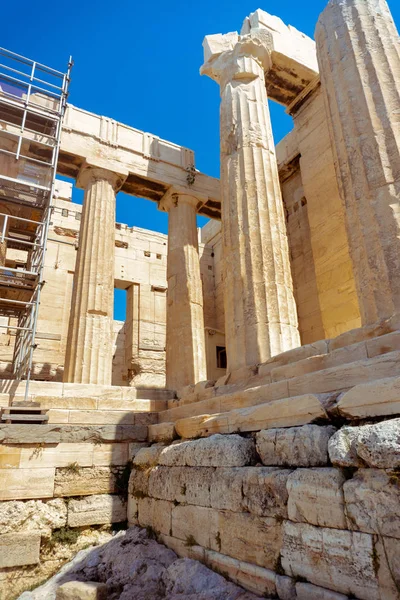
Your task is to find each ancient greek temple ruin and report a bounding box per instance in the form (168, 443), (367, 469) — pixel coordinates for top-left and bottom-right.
(0, 0), (400, 598)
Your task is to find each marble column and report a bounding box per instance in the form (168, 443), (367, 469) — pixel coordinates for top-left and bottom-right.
(201, 31), (300, 372)
(159, 189), (207, 390)
(316, 0), (400, 324)
(64, 165), (126, 385)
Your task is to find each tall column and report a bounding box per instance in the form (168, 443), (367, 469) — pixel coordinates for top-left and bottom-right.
(201, 31), (300, 372)
(159, 189), (207, 390)
(64, 165), (126, 385)
(316, 0), (400, 324)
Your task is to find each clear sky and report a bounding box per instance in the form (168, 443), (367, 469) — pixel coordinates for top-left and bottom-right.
(2, 0), (399, 318)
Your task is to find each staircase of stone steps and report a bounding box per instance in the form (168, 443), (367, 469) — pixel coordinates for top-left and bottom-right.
(1, 402), (49, 424)
(154, 329), (400, 440)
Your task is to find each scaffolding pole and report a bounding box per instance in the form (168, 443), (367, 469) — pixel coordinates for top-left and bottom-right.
(0, 47), (72, 401)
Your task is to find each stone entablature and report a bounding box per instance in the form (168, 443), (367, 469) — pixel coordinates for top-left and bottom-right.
(59, 104), (221, 220)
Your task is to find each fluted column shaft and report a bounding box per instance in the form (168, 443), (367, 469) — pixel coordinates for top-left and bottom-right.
(160, 191), (207, 390)
(202, 36), (300, 372)
(316, 0), (400, 324)
(64, 166), (123, 385)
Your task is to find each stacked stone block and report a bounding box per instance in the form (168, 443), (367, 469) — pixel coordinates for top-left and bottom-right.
(128, 428), (400, 599)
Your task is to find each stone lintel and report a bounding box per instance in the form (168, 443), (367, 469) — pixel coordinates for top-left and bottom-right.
(201, 8), (319, 106)
(286, 76), (321, 117)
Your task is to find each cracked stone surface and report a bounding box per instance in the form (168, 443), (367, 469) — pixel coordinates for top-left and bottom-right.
(18, 527), (262, 600)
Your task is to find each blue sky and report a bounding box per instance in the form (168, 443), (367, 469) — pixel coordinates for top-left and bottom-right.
(2, 0), (398, 319)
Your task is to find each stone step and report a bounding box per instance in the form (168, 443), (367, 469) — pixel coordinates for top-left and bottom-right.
(47, 409), (158, 426)
(0, 423), (149, 444)
(1, 413), (49, 423)
(4, 407), (46, 413)
(167, 330), (400, 411)
(0, 380), (175, 403)
(174, 394), (327, 438)
(0, 395), (167, 412)
(159, 350), (400, 424)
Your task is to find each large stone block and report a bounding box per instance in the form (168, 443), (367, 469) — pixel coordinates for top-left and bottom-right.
(338, 375), (400, 419)
(16, 443), (94, 469)
(0, 532), (41, 568)
(344, 469), (400, 538)
(0, 498), (66, 536)
(375, 535), (400, 600)
(133, 444), (165, 467)
(256, 425), (336, 467)
(129, 466), (151, 498)
(242, 467), (291, 519)
(138, 497), (172, 536)
(68, 494), (127, 527)
(288, 352), (400, 398)
(210, 468), (243, 512)
(0, 424), (61, 444)
(328, 426), (362, 468)
(159, 434), (255, 467)
(127, 495), (138, 526)
(209, 466), (291, 518)
(171, 504), (219, 549)
(92, 443), (129, 466)
(287, 468), (346, 529)
(218, 511), (282, 569)
(147, 466), (178, 502)
(0, 467), (55, 500)
(54, 466), (122, 497)
(204, 549), (277, 597)
(281, 521), (379, 599)
(148, 422), (176, 443)
(175, 394), (327, 438)
(56, 581), (107, 600)
(59, 425), (148, 443)
(67, 410), (136, 425)
(178, 467), (214, 507)
(0, 446), (20, 468)
(356, 418), (400, 469)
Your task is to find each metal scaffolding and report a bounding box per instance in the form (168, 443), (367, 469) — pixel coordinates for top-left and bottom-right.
(0, 47), (72, 400)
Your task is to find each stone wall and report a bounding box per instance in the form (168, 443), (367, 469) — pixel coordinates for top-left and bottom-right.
(128, 426), (400, 599)
(0, 428), (149, 599)
(292, 87), (361, 339)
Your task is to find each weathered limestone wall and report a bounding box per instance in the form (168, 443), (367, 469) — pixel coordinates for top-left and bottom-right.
(276, 132), (325, 345)
(0, 438), (143, 599)
(128, 422), (400, 600)
(291, 86), (361, 339)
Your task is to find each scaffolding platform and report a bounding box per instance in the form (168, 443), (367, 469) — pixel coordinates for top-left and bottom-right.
(0, 47), (72, 400)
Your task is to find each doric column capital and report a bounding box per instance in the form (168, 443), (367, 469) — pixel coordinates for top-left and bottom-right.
(200, 29), (272, 89)
(158, 186), (207, 213)
(76, 161), (128, 192)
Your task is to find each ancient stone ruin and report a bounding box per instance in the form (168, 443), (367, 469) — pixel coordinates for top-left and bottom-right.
(0, 0), (400, 598)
